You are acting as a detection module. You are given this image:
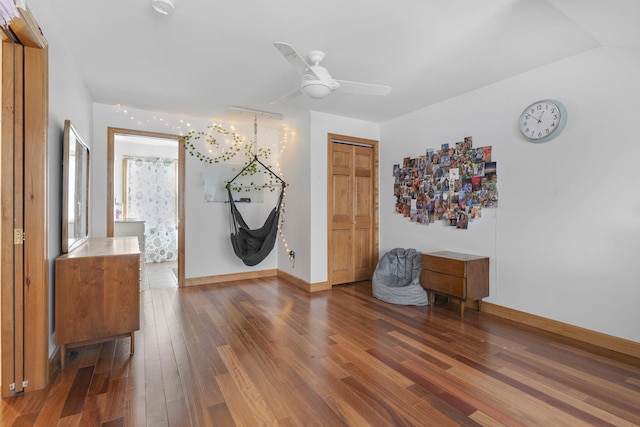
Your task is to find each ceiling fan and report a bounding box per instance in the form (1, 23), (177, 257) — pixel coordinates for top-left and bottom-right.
(271, 42), (392, 104)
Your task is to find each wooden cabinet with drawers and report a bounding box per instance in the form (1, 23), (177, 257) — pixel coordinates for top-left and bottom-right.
(421, 251), (489, 317)
(55, 236), (141, 367)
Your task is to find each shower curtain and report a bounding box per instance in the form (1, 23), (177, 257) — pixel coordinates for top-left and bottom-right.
(124, 156), (177, 263)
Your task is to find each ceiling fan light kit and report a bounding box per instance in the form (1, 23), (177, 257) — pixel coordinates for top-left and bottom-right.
(302, 82), (332, 99)
(152, 0), (175, 15)
(272, 42), (391, 103)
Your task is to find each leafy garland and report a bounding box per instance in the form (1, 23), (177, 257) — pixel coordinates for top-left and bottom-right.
(182, 124), (278, 191)
(183, 124), (248, 163)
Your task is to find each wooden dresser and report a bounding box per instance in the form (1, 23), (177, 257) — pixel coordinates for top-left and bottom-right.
(55, 236), (141, 368)
(421, 251), (489, 317)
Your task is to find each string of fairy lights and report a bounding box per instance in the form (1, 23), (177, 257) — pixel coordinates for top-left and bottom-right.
(113, 104), (295, 264)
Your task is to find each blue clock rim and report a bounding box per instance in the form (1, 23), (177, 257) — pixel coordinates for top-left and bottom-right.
(521, 99), (567, 144)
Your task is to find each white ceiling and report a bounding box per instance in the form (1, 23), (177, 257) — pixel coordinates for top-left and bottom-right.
(42, 0), (640, 123)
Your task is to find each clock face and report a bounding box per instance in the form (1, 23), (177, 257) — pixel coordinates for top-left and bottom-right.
(519, 99), (567, 143)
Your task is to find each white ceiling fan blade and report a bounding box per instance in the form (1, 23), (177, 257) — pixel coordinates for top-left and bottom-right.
(269, 87), (301, 105)
(335, 79), (392, 96)
(273, 42), (320, 80)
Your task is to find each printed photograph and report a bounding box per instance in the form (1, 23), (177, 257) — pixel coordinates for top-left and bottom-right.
(392, 136), (497, 229)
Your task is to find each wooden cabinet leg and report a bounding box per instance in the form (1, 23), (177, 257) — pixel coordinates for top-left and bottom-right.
(60, 344), (66, 369)
(477, 299), (483, 312)
(428, 291), (435, 306)
(130, 332), (135, 355)
(459, 299), (465, 318)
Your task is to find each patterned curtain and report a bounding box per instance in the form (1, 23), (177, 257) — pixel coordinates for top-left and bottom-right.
(125, 157), (177, 263)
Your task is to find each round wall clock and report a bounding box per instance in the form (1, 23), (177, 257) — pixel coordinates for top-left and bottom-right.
(519, 99), (567, 143)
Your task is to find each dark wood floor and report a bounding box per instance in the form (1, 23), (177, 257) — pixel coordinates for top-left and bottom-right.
(2, 263), (639, 426)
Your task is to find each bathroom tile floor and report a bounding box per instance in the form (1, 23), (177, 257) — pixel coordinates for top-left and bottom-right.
(140, 260), (178, 290)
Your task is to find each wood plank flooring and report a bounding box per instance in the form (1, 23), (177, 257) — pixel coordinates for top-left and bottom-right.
(1, 262), (639, 426)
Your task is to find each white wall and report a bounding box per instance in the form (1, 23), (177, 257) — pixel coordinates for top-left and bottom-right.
(275, 112), (311, 280)
(380, 47), (640, 342)
(92, 104), (282, 278)
(31, 0), (93, 256)
(28, 0), (94, 356)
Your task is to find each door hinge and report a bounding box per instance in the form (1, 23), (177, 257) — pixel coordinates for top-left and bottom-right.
(14, 228), (25, 245)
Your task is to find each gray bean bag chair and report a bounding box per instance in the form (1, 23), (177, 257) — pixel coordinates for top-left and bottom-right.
(372, 248), (429, 306)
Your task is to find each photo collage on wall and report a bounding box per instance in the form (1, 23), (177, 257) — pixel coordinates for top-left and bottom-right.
(393, 136), (498, 229)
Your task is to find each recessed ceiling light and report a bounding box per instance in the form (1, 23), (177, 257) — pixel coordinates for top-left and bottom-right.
(151, 0), (175, 15)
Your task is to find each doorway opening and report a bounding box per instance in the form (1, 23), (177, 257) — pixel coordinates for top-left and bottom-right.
(107, 128), (185, 287)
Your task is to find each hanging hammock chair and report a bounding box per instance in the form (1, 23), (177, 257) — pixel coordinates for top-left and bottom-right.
(226, 155), (286, 266)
